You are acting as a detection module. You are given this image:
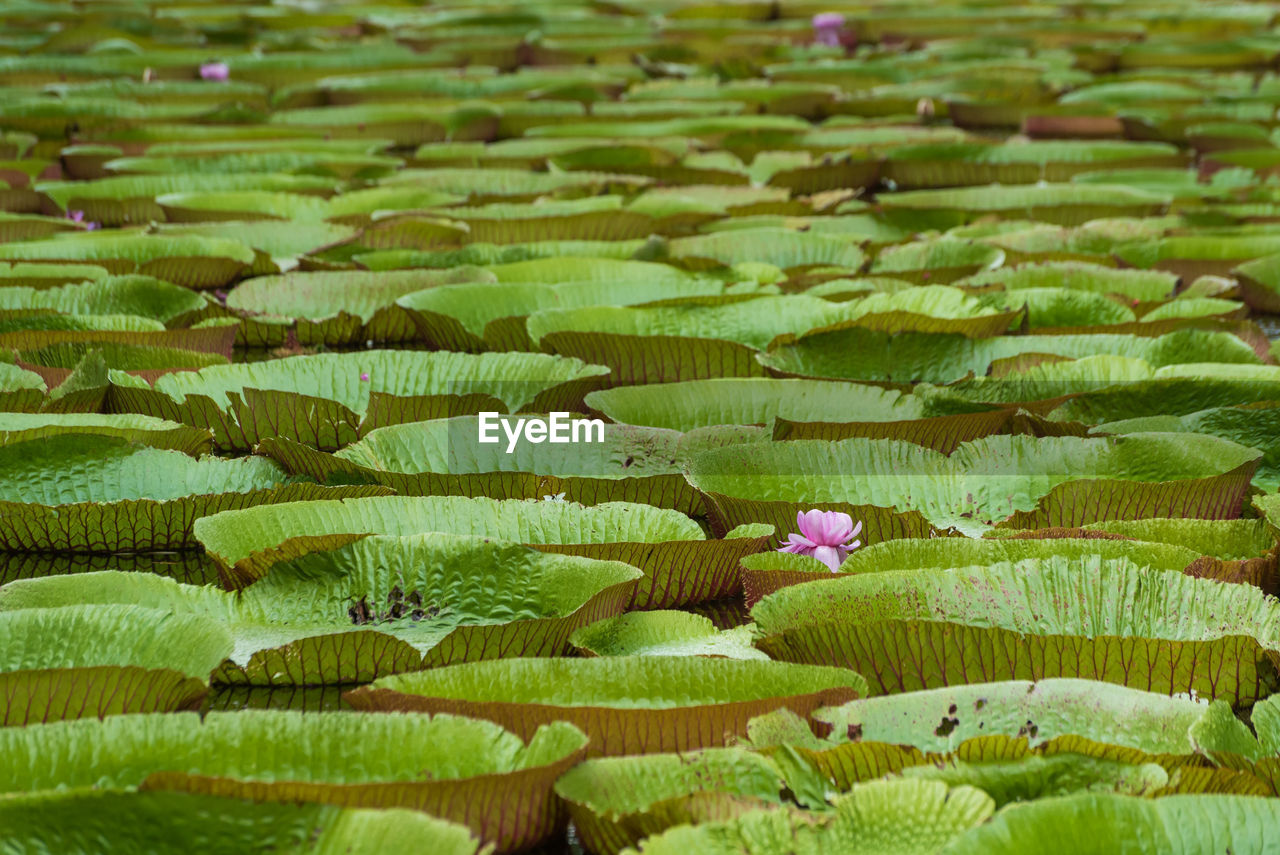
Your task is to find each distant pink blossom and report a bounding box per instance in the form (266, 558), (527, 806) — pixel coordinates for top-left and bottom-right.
(812, 12), (845, 47)
(360, 372), (370, 381)
(778, 509), (862, 572)
(200, 62), (229, 81)
(67, 210), (100, 230)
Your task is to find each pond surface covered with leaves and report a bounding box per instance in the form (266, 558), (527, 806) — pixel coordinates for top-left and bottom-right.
(3, 0), (1280, 852)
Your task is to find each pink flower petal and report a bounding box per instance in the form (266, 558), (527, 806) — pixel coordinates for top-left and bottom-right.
(798, 509), (855, 546)
(780, 509), (864, 571)
(811, 13), (845, 47)
(200, 62), (229, 81)
(809, 545), (843, 572)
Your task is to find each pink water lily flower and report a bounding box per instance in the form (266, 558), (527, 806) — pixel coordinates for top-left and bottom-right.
(359, 372), (370, 381)
(67, 210), (100, 230)
(778, 509), (862, 572)
(812, 12), (845, 47)
(200, 61), (229, 81)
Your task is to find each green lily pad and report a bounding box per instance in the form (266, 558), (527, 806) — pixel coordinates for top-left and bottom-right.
(0, 604), (232, 725)
(347, 656), (866, 756)
(571, 611), (767, 660)
(555, 748), (785, 855)
(258, 416), (709, 515)
(224, 268), (494, 347)
(112, 350), (610, 451)
(752, 554), (1280, 704)
(0, 534), (641, 684)
(0, 790), (488, 855)
(0, 710), (586, 853)
(685, 433), (1260, 538)
(193, 495), (772, 610)
(625, 779), (993, 855)
(0, 433), (388, 551)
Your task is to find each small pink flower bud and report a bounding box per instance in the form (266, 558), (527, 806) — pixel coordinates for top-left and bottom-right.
(812, 12), (845, 47)
(777, 509), (863, 572)
(200, 62), (229, 81)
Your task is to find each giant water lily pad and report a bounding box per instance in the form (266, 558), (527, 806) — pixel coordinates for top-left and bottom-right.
(0, 604), (232, 725)
(802, 285), (1024, 336)
(111, 350), (611, 451)
(0, 790), (489, 855)
(867, 239), (1006, 285)
(0, 433), (387, 551)
(1231, 252), (1280, 313)
(109, 151), (403, 180)
(810, 679), (1249, 759)
(0, 711), (585, 853)
(555, 747), (785, 855)
(1080, 517), (1279, 563)
(586, 378), (1014, 453)
(0, 534), (641, 684)
(763, 676), (1270, 801)
(193, 495), (771, 609)
(684, 433), (1260, 538)
(259, 415), (712, 515)
(526, 296), (852, 386)
(223, 268), (495, 347)
(624, 779), (993, 855)
(160, 220), (360, 271)
(571, 611), (767, 661)
(919, 359), (1280, 424)
(0, 411), (212, 453)
(1095, 403), (1280, 492)
(0, 232), (257, 289)
(751, 554), (1280, 704)
(668, 228), (867, 271)
(397, 274), (730, 353)
(740, 534), (1216, 606)
(587, 378), (929, 431)
(878, 183), (1170, 228)
(1203, 691), (1280, 794)
(786, 516), (1274, 592)
(0, 360), (47, 410)
(760, 327), (1262, 383)
(35, 174), (338, 227)
(940, 792), (1280, 854)
(883, 140), (1186, 188)
(0, 550), (221, 587)
(0, 274), (207, 324)
(1116, 235), (1280, 282)
(346, 657), (866, 756)
(956, 261), (1178, 300)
